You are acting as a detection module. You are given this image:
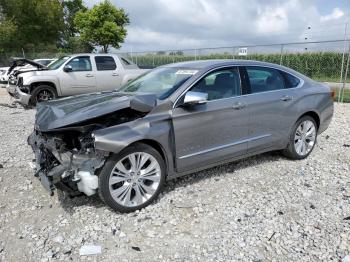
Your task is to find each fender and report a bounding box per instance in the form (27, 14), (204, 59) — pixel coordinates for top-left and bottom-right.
(22, 75), (61, 96)
(93, 112), (176, 176)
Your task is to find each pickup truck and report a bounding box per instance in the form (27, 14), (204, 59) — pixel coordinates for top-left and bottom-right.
(6, 54), (148, 106)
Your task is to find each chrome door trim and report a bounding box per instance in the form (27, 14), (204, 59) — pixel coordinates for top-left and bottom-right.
(178, 134), (271, 159)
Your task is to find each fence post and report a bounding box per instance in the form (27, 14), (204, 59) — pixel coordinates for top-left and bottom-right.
(172, 51), (175, 64)
(152, 53), (155, 68)
(340, 42), (350, 103)
(232, 47), (235, 60)
(195, 49), (197, 60)
(339, 23), (348, 85)
(279, 44), (284, 65)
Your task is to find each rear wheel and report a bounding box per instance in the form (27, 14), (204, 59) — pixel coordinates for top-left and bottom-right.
(98, 143), (166, 213)
(31, 85), (57, 105)
(283, 116), (317, 160)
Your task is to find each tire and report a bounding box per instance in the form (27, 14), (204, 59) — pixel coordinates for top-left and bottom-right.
(30, 85), (57, 105)
(282, 116), (318, 160)
(98, 143), (166, 213)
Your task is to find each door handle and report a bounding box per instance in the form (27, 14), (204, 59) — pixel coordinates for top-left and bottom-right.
(112, 73), (119, 76)
(85, 74), (94, 78)
(232, 102), (246, 110)
(281, 95), (293, 101)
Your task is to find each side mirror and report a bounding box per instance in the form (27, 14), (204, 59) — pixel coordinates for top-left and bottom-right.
(63, 65), (73, 72)
(183, 91), (208, 106)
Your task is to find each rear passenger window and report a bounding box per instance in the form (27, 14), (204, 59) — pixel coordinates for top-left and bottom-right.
(95, 56), (117, 71)
(190, 67), (241, 101)
(282, 71), (300, 88)
(246, 66), (285, 93)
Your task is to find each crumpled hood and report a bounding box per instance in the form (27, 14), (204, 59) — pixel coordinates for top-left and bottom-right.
(35, 91), (157, 132)
(8, 58), (47, 75)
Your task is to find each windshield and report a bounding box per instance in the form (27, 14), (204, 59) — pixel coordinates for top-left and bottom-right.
(48, 56), (70, 70)
(119, 67), (198, 99)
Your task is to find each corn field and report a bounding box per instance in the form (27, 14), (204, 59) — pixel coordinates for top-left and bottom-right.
(127, 52), (345, 82)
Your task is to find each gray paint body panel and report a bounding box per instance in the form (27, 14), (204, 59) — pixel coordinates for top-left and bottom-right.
(33, 60), (334, 180)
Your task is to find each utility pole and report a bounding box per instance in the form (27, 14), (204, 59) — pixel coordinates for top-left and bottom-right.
(279, 44), (284, 65)
(340, 39), (350, 103)
(339, 23), (348, 102)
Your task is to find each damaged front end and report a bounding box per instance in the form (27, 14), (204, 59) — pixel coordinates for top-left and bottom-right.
(27, 92), (157, 197)
(28, 129), (107, 196)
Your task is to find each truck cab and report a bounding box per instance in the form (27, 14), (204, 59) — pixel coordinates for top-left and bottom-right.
(6, 54), (148, 106)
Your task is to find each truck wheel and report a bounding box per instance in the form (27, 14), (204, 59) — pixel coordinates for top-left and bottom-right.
(31, 85), (57, 105)
(98, 143), (166, 213)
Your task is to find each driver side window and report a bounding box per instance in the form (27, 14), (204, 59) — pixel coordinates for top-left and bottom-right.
(190, 67), (241, 101)
(66, 56), (92, 72)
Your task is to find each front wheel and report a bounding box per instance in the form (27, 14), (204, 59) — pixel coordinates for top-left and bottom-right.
(31, 85), (57, 105)
(283, 116), (318, 160)
(98, 143), (166, 213)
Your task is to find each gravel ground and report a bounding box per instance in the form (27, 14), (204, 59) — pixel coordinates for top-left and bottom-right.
(0, 90), (350, 261)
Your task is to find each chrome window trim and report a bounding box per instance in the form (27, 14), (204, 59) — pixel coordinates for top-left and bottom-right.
(173, 64), (304, 108)
(179, 134), (271, 159)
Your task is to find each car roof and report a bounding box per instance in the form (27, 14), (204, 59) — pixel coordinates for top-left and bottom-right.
(163, 59), (282, 69)
(163, 59), (310, 80)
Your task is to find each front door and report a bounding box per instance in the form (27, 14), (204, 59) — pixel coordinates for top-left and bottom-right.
(172, 67), (250, 172)
(59, 56), (97, 96)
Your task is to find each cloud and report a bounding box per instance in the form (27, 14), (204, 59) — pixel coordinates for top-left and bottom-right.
(255, 6), (289, 34)
(320, 7), (344, 21)
(88, 0), (349, 51)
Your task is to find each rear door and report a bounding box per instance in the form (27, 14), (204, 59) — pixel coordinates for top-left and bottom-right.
(172, 67), (250, 172)
(94, 56), (122, 91)
(241, 66), (301, 153)
(59, 56), (97, 96)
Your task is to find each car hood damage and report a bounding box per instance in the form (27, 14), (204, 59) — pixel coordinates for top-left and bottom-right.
(28, 91), (157, 196)
(35, 91), (157, 132)
(8, 58), (48, 75)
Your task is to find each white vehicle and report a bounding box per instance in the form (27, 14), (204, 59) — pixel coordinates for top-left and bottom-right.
(0, 67), (9, 88)
(1, 59), (56, 88)
(7, 54), (147, 106)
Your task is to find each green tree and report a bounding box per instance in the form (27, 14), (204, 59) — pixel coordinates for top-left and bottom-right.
(0, 20), (17, 52)
(0, 0), (64, 51)
(62, 0), (87, 37)
(62, 36), (94, 53)
(74, 0), (129, 53)
(60, 0), (93, 52)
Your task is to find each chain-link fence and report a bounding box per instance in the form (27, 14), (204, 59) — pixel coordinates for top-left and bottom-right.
(1, 39), (349, 102)
(116, 39), (350, 102)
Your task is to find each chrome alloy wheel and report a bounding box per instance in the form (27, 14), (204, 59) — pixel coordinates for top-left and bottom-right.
(294, 120), (316, 156)
(109, 152), (161, 207)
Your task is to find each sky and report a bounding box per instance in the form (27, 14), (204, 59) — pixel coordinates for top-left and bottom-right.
(86, 0), (350, 52)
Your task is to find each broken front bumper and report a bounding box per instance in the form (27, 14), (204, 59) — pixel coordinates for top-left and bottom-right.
(28, 131), (106, 196)
(6, 85), (31, 105)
